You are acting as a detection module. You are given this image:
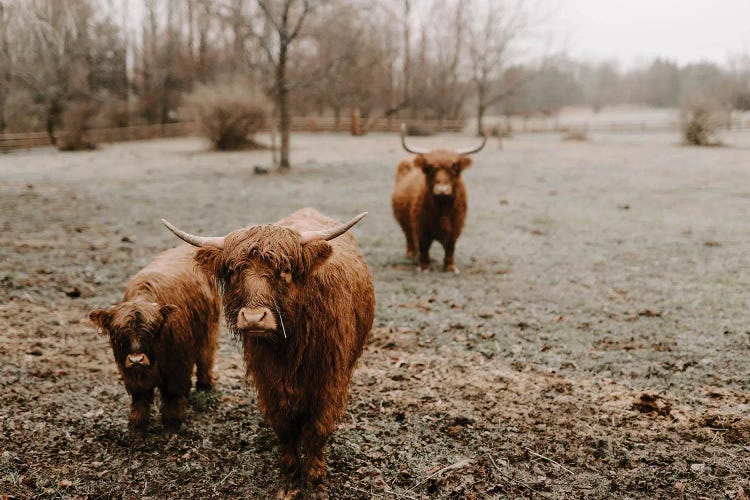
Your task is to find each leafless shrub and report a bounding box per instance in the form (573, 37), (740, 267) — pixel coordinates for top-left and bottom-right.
(405, 124), (434, 137)
(562, 129), (589, 142)
(57, 100), (97, 151)
(3, 89), (44, 133)
(183, 80), (269, 151)
(680, 95), (726, 146)
(489, 124), (513, 138)
(92, 97), (131, 129)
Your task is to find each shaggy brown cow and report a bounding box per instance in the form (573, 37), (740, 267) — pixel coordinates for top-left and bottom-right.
(89, 244), (221, 433)
(161, 208), (374, 499)
(392, 123), (487, 273)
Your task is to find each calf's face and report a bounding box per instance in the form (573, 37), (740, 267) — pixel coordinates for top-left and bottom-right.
(90, 302), (176, 375)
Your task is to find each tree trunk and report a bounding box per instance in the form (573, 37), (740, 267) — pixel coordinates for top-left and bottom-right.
(333, 107), (341, 132)
(476, 101), (485, 136)
(402, 0), (411, 106)
(46, 108), (57, 146)
(277, 41), (290, 170)
(0, 95), (6, 134)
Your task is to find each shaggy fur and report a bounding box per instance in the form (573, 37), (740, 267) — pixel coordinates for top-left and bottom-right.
(392, 149), (472, 272)
(89, 244), (221, 432)
(191, 208), (375, 499)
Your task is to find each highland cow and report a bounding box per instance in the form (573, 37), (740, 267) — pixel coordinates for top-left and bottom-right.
(89, 244), (221, 433)
(392, 123), (487, 273)
(161, 208), (374, 499)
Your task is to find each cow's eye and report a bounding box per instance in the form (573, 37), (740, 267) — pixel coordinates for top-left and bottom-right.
(280, 267), (292, 284)
(224, 267), (240, 284)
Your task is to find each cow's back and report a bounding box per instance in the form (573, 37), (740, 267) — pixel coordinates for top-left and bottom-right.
(392, 157), (425, 227)
(276, 208), (375, 367)
(124, 244), (221, 345)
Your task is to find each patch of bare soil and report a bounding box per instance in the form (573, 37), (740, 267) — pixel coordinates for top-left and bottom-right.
(1, 133), (749, 498)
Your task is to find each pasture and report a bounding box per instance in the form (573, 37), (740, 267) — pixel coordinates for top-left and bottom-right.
(1, 131), (749, 498)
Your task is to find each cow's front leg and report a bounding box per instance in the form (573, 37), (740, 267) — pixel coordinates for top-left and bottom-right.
(275, 422), (302, 500)
(442, 238), (459, 274)
(302, 423), (331, 500)
(129, 390), (154, 434)
(160, 378), (190, 432)
(417, 234), (433, 272)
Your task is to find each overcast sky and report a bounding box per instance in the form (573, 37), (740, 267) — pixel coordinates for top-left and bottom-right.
(553, 0), (750, 67)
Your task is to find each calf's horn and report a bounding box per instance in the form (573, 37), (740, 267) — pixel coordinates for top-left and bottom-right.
(299, 212), (368, 244)
(400, 123), (430, 155)
(455, 131), (488, 155)
(161, 219), (225, 248)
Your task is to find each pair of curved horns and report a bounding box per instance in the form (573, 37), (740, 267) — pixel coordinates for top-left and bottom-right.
(161, 212), (368, 249)
(400, 123), (488, 156)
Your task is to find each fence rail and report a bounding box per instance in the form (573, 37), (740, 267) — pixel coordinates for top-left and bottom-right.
(0, 117), (465, 153)
(4, 115), (749, 153)
(502, 117), (750, 134)
(0, 122), (197, 152)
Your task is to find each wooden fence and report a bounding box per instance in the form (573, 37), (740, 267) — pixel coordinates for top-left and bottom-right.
(502, 116), (750, 134)
(4, 115), (749, 153)
(0, 122), (196, 153)
(0, 117), (465, 153)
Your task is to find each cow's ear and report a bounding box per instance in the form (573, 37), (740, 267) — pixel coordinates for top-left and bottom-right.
(89, 308), (111, 331)
(195, 245), (223, 277)
(414, 156), (433, 174)
(159, 304), (177, 321)
(301, 240), (333, 275)
(457, 156), (472, 171)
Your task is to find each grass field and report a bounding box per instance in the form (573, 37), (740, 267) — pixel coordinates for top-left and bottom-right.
(1, 129), (749, 498)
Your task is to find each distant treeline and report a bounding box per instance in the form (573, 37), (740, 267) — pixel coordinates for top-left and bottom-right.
(1, 0), (748, 141)
(499, 57), (750, 117)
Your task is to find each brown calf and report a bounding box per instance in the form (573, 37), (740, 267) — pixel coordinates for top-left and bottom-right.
(161, 208), (374, 499)
(89, 244), (221, 432)
(392, 124), (487, 273)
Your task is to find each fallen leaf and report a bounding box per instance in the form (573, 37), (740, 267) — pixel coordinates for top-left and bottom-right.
(638, 308), (662, 317)
(632, 392), (672, 416)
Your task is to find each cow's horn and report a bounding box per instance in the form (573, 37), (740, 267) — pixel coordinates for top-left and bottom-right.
(299, 212), (368, 244)
(400, 123), (430, 155)
(455, 131), (488, 155)
(161, 219), (225, 248)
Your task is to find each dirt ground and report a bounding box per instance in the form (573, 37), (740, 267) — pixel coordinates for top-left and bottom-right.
(1, 130), (749, 499)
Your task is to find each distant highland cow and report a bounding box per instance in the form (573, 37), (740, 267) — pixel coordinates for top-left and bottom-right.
(392, 124), (487, 273)
(162, 208), (374, 499)
(89, 245), (221, 433)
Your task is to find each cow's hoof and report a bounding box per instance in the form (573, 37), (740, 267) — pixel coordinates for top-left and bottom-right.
(445, 266), (460, 275)
(161, 419), (182, 433)
(306, 484), (328, 500)
(416, 266), (430, 273)
(274, 487), (301, 500)
(195, 382), (213, 392)
(128, 425), (149, 439)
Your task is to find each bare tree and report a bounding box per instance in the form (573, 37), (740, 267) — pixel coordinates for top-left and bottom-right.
(466, 0), (529, 135)
(0, 1), (11, 133)
(422, 0), (467, 126)
(8, 0), (96, 144)
(255, 0), (313, 170)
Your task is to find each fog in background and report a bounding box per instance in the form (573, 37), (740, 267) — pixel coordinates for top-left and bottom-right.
(1, 0), (749, 157)
(556, 0), (750, 66)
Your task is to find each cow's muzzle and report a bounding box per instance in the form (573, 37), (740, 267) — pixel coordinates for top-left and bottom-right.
(433, 184), (453, 197)
(237, 307), (277, 333)
(125, 353), (151, 368)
